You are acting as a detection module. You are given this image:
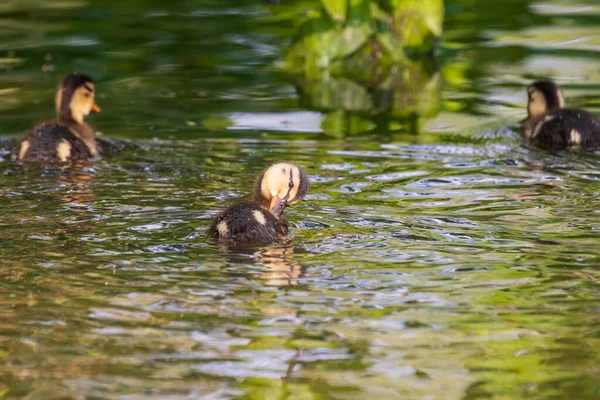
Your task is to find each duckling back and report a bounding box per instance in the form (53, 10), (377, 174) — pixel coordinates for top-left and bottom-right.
(210, 202), (288, 243)
(12, 122), (93, 163)
(530, 109), (600, 151)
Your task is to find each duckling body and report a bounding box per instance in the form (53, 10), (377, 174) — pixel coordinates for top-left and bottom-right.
(11, 73), (101, 163)
(522, 81), (600, 151)
(209, 202), (288, 243)
(529, 108), (600, 151)
(12, 123), (94, 163)
(211, 163), (309, 244)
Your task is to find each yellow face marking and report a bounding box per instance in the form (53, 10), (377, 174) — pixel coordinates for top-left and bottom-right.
(83, 83), (95, 92)
(56, 140), (72, 162)
(528, 90), (547, 119)
(18, 140), (30, 161)
(253, 210), (267, 225)
(217, 221), (229, 237)
(70, 83), (98, 124)
(261, 163), (300, 200)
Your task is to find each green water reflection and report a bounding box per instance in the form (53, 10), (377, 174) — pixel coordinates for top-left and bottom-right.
(1, 1), (599, 399)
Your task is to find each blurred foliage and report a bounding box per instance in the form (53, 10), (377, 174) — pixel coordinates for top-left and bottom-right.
(285, 0), (444, 74)
(276, 0), (445, 136)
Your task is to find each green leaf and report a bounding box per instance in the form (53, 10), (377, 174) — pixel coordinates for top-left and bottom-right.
(322, 0), (347, 23)
(377, 32), (407, 62)
(285, 0), (444, 74)
(390, 0), (444, 51)
(285, 15), (370, 73)
(347, 0), (371, 24)
(332, 23), (371, 59)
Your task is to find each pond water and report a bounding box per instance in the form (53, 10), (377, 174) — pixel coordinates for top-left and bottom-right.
(1, 0), (599, 399)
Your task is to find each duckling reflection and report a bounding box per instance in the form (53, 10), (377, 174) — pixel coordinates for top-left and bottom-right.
(51, 166), (99, 241)
(254, 245), (306, 286)
(221, 244), (307, 287)
(522, 80), (600, 151)
(294, 57), (441, 136)
(16, 161), (98, 206)
(12, 73), (102, 163)
(57, 163), (97, 205)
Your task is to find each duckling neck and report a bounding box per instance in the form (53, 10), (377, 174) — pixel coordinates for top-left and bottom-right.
(254, 199), (284, 220)
(68, 121), (98, 156)
(254, 196), (270, 212)
(523, 114), (545, 139)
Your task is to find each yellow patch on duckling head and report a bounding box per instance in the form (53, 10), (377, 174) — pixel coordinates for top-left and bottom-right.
(18, 140), (30, 161)
(56, 140), (72, 162)
(260, 163), (303, 203)
(527, 81), (565, 119)
(527, 89), (548, 120)
(217, 221), (229, 237)
(70, 82), (100, 124)
(253, 210), (267, 225)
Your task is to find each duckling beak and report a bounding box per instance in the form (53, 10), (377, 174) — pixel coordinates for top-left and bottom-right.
(91, 103), (101, 114)
(269, 196), (284, 215)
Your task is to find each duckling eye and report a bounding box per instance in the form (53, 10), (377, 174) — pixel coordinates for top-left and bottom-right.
(289, 182), (294, 188)
(84, 93), (90, 98)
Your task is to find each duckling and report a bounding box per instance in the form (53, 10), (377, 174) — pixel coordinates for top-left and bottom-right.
(210, 163), (309, 243)
(522, 80), (600, 151)
(11, 73), (101, 163)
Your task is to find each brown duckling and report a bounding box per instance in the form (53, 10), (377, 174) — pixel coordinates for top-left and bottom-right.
(210, 163), (309, 243)
(11, 73), (101, 163)
(522, 80), (600, 151)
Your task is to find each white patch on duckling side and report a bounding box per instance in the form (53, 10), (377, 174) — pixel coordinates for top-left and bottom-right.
(56, 140), (72, 162)
(217, 221), (229, 237)
(18, 140), (30, 160)
(253, 210), (267, 225)
(569, 129), (582, 148)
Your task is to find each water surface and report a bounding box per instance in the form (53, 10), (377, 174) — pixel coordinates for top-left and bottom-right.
(1, 1), (599, 399)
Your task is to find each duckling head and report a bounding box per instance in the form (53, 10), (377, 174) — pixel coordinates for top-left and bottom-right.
(526, 81), (564, 120)
(56, 73), (101, 125)
(253, 163), (309, 218)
